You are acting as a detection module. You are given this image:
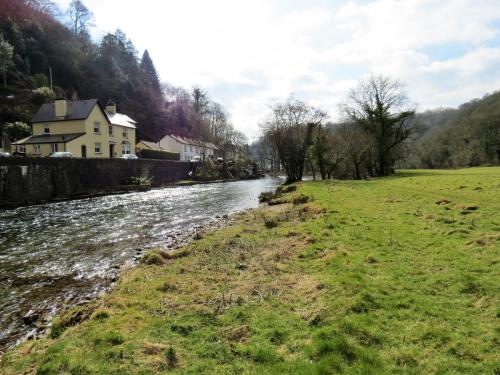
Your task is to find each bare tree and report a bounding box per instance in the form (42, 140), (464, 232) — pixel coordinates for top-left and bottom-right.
(67, 0), (94, 37)
(263, 96), (327, 183)
(163, 83), (191, 103)
(341, 75), (415, 176)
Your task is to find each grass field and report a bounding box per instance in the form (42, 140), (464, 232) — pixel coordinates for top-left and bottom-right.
(1, 168), (499, 374)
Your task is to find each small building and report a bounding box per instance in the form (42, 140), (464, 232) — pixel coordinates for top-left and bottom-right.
(12, 99), (136, 158)
(156, 134), (220, 161)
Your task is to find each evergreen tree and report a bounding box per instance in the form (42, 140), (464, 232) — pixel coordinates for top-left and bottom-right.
(140, 50), (161, 91)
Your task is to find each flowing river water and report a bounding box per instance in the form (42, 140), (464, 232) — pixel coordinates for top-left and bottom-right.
(0, 177), (282, 351)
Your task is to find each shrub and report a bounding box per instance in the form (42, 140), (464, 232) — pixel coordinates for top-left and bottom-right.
(280, 185), (297, 193)
(259, 192), (275, 203)
(141, 251), (165, 265)
(31, 86), (56, 104)
(264, 217), (278, 229)
(293, 194), (310, 205)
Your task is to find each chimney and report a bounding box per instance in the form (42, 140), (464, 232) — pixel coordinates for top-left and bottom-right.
(54, 98), (67, 119)
(106, 102), (117, 114)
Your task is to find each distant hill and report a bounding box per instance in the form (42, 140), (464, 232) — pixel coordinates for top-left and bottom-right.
(402, 91), (500, 168)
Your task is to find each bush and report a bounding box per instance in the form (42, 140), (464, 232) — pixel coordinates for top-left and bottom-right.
(141, 251), (165, 265)
(140, 149), (180, 160)
(293, 194), (310, 205)
(277, 185), (297, 194)
(264, 217), (278, 229)
(259, 192), (275, 203)
(31, 86), (56, 104)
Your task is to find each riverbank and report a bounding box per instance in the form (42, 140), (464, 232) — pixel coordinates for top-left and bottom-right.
(0, 178), (281, 354)
(2, 168), (499, 374)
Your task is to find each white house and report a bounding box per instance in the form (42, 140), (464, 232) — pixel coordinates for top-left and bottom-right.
(157, 134), (220, 161)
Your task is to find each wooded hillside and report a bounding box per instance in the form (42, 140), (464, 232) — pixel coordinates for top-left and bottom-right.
(403, 91), (500, 168)
(0, 0), (243, 147)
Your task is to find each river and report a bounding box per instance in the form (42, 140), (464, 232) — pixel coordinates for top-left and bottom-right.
(0, 177), (282, 351)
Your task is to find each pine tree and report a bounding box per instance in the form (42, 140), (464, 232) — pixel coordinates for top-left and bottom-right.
(140, 50), (161, 95)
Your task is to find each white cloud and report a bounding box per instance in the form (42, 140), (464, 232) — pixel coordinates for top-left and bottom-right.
(53, 0), (500, 139)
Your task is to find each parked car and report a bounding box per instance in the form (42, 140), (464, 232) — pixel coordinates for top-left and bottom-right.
(0, 151), (11, 157)
(120, 154), (138, 160)
(49, 152), (73, 158)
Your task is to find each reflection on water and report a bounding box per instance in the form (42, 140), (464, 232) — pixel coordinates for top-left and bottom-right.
(0, 177), (282, 349)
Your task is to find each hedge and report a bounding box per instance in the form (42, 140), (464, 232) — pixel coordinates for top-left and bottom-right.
(139, 149), (180, 160)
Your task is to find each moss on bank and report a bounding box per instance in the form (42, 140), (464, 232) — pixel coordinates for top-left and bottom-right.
(1, 168), (499, 374)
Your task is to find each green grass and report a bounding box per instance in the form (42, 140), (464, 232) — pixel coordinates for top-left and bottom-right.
(1, 167), (499, 374)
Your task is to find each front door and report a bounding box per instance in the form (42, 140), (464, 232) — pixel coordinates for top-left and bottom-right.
(109, 144), (115, 158)
(81, 145), (87, 158)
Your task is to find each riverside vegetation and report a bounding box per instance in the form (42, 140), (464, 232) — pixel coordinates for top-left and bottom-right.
(1, 168), (499, 374)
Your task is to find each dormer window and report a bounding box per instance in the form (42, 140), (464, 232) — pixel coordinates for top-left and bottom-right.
(43, 124), (50, 134)
(94, 122), (101, 134)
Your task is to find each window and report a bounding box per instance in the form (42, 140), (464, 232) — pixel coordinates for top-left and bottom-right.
(109, 125), (114, 136)
(94, 122), (100, 134)
(95, 142), (102, 154)
(19, 145), (26, 153)
(190, 145), (193, 152)
(33, 144), (41, 154)
(51, 143), (58, 153)
(43, 124), (50, 134)
(184, 145), (187, 152)
(122, 142), (131, 155)
(122, 128), (128, 138)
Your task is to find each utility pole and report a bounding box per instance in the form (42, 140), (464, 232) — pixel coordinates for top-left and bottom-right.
(49, 67), (53, 90)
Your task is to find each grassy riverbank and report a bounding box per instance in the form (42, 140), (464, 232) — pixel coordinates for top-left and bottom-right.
(2, 168), (499, 374)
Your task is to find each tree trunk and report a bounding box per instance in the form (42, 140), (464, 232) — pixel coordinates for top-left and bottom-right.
(309, 160), (316, 180)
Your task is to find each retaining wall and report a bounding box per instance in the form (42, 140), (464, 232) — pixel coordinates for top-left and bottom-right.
(0, 157), (192, 208)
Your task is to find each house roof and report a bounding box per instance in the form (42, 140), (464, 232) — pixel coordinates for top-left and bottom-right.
(31, 99), (99, 123)
(31, 99), (136, 129)
(12, 133), (86, 145)
(106, 111), (137, 129)
(137, 140), (164, 151)
(165, 134), (220, 150)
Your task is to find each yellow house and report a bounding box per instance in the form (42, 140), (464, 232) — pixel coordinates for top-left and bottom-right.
(13, 99), (136, 158)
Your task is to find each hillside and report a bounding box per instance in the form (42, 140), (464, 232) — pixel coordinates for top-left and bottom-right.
(404, 91), (500, 168)
(0, 0), (213, 143)
(2, 168), (499, 374)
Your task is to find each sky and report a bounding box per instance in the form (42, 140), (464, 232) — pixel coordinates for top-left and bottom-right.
(53, 0), (500, 139)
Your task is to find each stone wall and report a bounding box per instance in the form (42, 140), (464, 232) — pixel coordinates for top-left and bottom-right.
(0, 157), (192, 208)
